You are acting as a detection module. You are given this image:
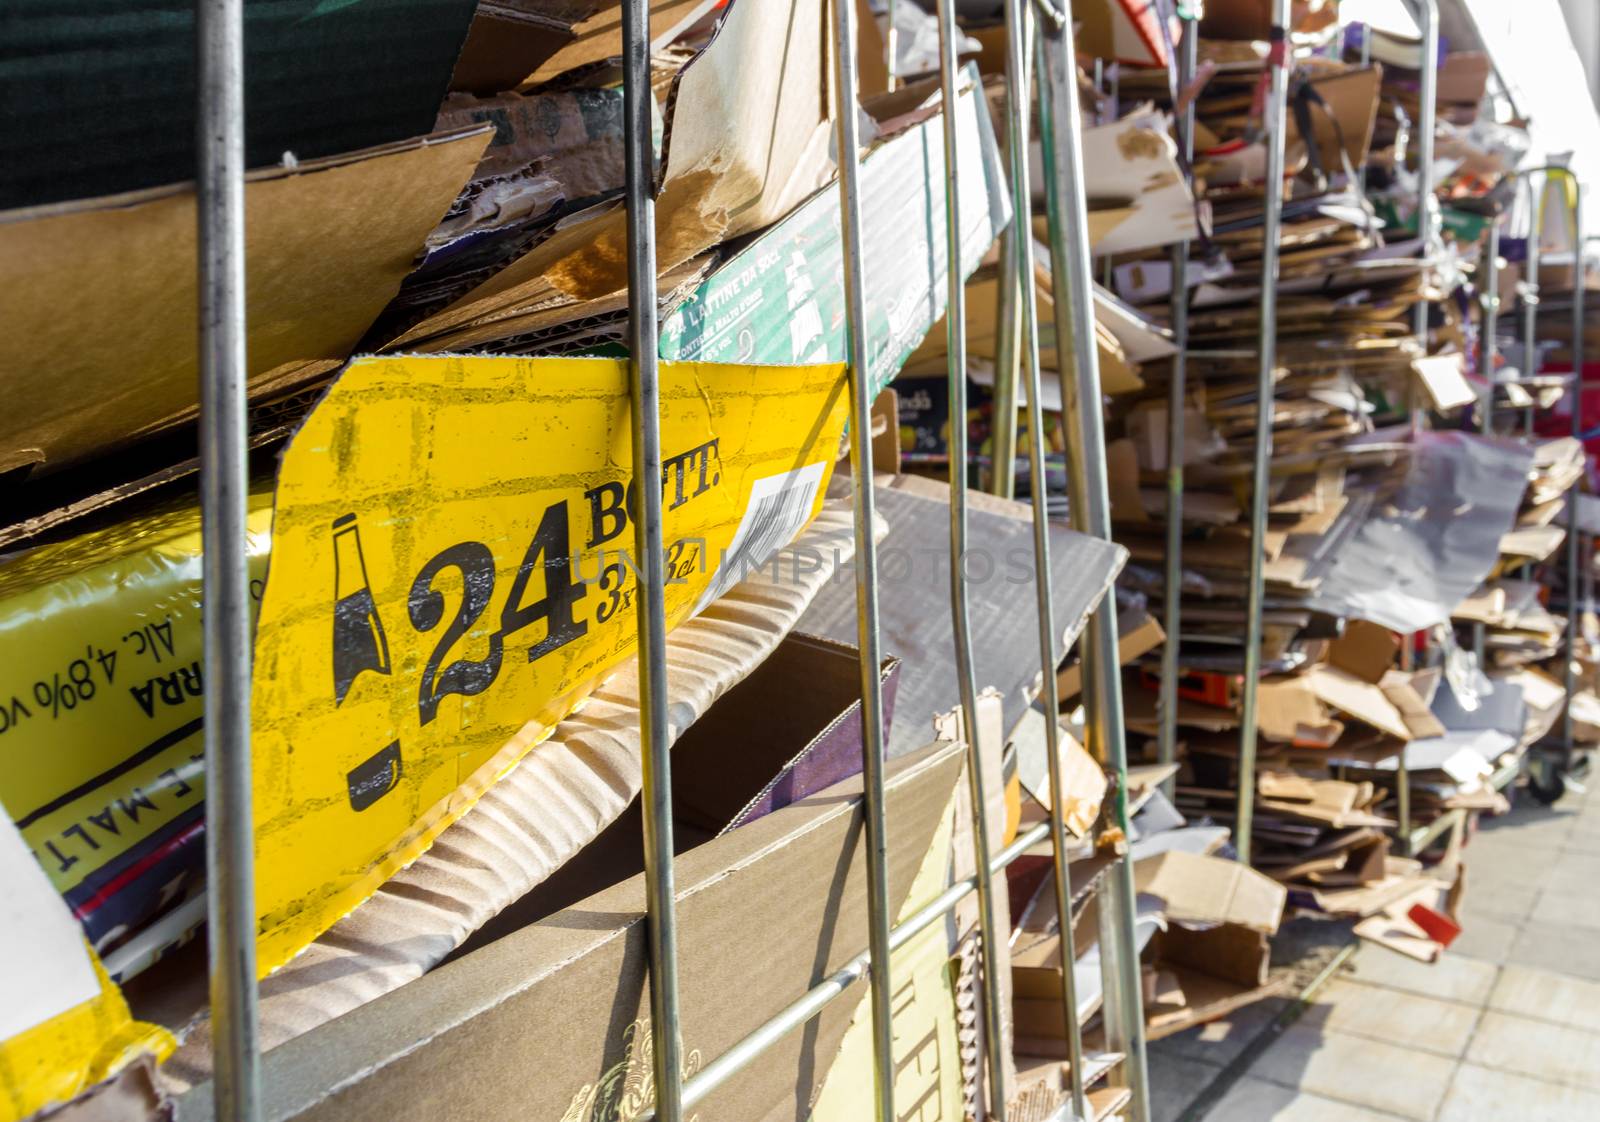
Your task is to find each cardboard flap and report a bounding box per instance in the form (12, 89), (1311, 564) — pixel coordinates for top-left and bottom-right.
(1327, 620), (1399, 684)
(392, 0), (832, 348)
(1293, 65), (1382, 176)
(1304, 664), (1413, 741)
(0, 128), (489, 477)
(1136, 850), (1287, 934)
(1255, 677), (1343, 746)
(1413, 353), (1476, 412)
(449, 0), (715, 95)
(1379, 670), (1448, 741)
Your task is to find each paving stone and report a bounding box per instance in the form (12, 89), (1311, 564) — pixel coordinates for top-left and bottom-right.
(1529, 886), (1600, 931)
(1448, 912), (1520, 965)
(1250, 1022), (1455, 1121)
(1456, 877), (1540, 923)
(1475, 808), (1576, 849)
(1542, 851), (1600, 893)
(1203, 1077), (1410, 1122)
(1508, 921), (1600, 983)
(1313, 979), (1480, 1057)
(1489, 963), (1600, 1032)
(1437, 1062), (1600, 1122)
(1460, 838), (1558, 889)
(1344, 949), (1498, 1006)
(1149, 1052), (1225, 1122)
(1466, 1010), (1600, 1091)
(1151, 996), (1291, 1069)
(1563, 829), (1600, 856)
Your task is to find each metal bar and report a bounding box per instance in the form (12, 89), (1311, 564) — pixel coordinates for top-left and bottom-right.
(829, 0), (897, 1114)
(993, 220), (1023, 499)
(621, 8), (685, 1119)
(932, 10), (1008, 1117)
(1408, 807), (1465, 856)
(638, 820), (1054, 1121)
(197, 0), (260, 1116)
(1159, 12), (1198, 799)
(1397, 0), (1437, 854)
(1409, 0), (1438, 427)
(886, 0), (898, 92)
(1036, 8), (1150, 1118)
(1524, 173), (1544, 437)
(1357, 23), (1372, 196)
(991, 10), (1031, 501)
(1564, 185), (1585, 753)
(1009, 2), (1090, 1112)
(1235, 0), (1293, 869)
(1475, 218), (1498, 664)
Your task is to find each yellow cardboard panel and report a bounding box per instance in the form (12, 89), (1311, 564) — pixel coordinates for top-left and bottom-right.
(252, 356), (849, 970)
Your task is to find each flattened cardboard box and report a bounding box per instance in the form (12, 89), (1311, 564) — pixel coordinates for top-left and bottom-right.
(448, 0), (714, 95)
(659, 70), (1009, 399)
(250, 355), (849, 971)
(0, 128), (489, 477)
(797, 480), (1126, 757)
(393, 0), (839, 354)
(175, 742), (966, 1122)
(151, 507), (874, 1086)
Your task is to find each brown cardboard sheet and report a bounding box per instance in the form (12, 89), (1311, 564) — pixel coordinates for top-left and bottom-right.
(391, 0), (834, 352)
(1135, 850), (1286, 935)
(0, 128), (489, 477)
(1328, 619), (1399, 683)
(448, 0), (715, 95)
(175, 740), (966, 1122)
(1057, 611), (1165, 700)
(1303, 665), (1414, 741)
(904, 262), (1166, 398)
(1294, 64), (1382, 175)
(1255, 679), (1345, 747)
(155, 499), (874, 1088)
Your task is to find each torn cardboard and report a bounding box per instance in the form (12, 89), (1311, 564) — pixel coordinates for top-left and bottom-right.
(175, 742), (967, 1122)
(390, 0), (836, 353)
(0, 128), (489, 477)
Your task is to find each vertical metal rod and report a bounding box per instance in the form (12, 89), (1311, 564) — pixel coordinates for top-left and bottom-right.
(932, 12), (1007, 1119)
(1010, 6), (1089, 1114)
(829, 0), (897, 1116)
(1475, 216), (1500, 665)
(993, 225), (1023, 499)
(197, 0), (260, 1117)
(1399, 2), (1437, 764)
(1357, 26), (1372, 196)
(885, 0), (899, 92)
(991, 9), (1031, 502)
(1563, 185), (1585, 753)
(1037, 10), (1150, 1119)
(1159, 14), (1197, 799)
(1409, 0), (1439, 427)
(1235, 0), (1292, 869)
(1524, 174), (1544, 438)
(622, 8), (685, 1120)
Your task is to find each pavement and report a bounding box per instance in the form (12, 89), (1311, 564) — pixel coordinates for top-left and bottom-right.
(1147, 775), (1600, 1121)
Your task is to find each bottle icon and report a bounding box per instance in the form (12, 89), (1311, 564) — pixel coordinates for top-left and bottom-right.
(332, 513), (392, 706)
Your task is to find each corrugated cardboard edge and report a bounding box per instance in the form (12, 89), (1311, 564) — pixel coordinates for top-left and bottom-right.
(160, 498), (881, 1090)
(173, 745), (966, 1122)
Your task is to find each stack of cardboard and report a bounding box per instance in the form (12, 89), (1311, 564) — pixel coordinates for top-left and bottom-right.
(1, 3), (1148, 1119)
(1070, 5), (1559, 983)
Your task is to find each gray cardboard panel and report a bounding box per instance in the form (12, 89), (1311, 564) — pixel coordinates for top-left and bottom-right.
(1312, 432), (1534, 633)
(797, 481), (1127, 757)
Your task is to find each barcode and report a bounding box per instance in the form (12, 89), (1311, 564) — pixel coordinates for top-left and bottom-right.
(694, 463), (826, 614)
